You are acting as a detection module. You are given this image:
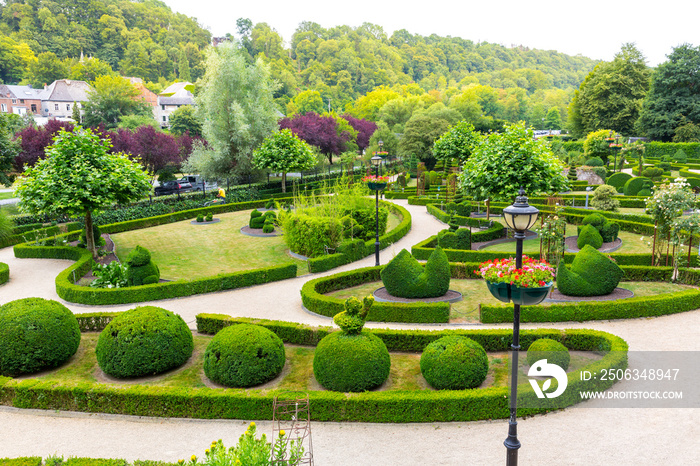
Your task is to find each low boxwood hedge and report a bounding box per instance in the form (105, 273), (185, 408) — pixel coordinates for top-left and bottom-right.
(13, 243), (297, 305)
(0, 261), (8, 285)
(0, 315), (628, 423)
(300, 266), (450, 323)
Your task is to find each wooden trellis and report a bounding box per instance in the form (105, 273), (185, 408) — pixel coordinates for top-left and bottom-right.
(271, 394), (314, 465)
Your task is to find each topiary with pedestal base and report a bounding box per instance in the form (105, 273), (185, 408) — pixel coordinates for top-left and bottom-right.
(313, 296), (390, 392)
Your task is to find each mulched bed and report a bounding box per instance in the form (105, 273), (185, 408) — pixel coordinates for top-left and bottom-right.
(546, 287), (634, 302)
(70, 234), (119, 280)
(373, 287), (463, 303)
(564, 236), (622, 253)
(240, 225), (282, 237)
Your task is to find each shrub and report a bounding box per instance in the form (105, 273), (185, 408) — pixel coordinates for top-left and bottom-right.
(637, 188), (652, 197)
(556, 245), (624, 297)
(203, 323), (285, 387)
(262, 223), (274, 233)
(590, 166), (607, 182)
(0, 298), (80, 376)
(205, 213), (213, 222)
(673, 149), (688, 163)
(577, 224), (603, 249)
(438, 228), (471, 250)
(420, 336), (488, 390)
(527, 338), (570, 371)
(0, 261), (8, 285)
(606, 172), (632, 193)
(313, 330), (390, 392)
(623, 176), (653, 196)
(279, 212), (343, 258)
(96, 306), (193, 378)
(590, 184), (620, 212)
(641, 167), (664, 180)
(125, 245), (160, 286)
(381, 246), (450, 298)
(196, 214), (204, 223)
(585, 157), (604, 167)
(657, 162), (672, 171)
(250, 209), (266, 228)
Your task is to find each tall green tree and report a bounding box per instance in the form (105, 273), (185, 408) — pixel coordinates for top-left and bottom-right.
(185, 42), (278, 181)
(82, 75), (152, 129)
(178, 48), (192, 82)
(638, 44), (700, 141)
(459, 123), (568, 201)
(398, 114), (450, 168)
(432, 120), (481, 164)
(0, 114), (19, 186)
(568, 43), (651, 136)
(27, 52), (69, 88)
(252, 129), (316, 192)
(168, 105), (202, 137)
(15, 127), (151, 256)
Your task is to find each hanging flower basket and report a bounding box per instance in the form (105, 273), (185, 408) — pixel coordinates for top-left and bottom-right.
(477, 256), (555, 305)
(363, 175), (389, 191)
(367, 182), (387, 190)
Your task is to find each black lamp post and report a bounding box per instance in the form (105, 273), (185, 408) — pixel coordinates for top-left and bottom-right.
(371, 155), (382, 266)
(500, 188), (539, 466)
(378, 139), (385, 174)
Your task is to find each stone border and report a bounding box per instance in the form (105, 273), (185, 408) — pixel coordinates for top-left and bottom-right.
(190, 218), (221, 225)
(564, 236), (623, 253)
(545, 287), (634, 303)
(239, 225), (282, 237)
(373, 287), (463, 303)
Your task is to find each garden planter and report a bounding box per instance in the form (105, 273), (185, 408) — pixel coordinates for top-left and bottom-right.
(367, 182), (387, 191)
(486, 281), (553, 306)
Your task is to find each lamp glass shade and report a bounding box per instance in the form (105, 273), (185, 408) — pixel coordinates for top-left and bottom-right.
(371, 156), (382, 166)
(502, 190), (539, 232)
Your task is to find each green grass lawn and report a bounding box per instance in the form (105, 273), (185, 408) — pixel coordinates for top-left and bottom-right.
(24, 333), (602, 392)
(111, 209), (403, 280)
(326, 279), (694, 323)
(0, 191), (15, 200)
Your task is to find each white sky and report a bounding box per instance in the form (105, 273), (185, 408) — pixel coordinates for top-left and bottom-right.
(163, 0), (698, 67)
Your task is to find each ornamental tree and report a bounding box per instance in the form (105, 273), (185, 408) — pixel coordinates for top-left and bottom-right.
(279, 112), (351, 165)
(253, 129), (316, 193)
(0, 114), (19, 186)
(432, 120), (482, 164)
(15, 127), (152, 256)
(459, 123), (568, 202)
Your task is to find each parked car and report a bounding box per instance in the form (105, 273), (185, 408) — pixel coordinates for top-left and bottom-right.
(154, 180), (193, 196)
(178, 175), (218, 192)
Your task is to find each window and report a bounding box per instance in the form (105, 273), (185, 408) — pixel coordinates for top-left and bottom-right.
(163, 116), (167, 122)
(54, 104), (59, 111)
(19, 99), (24, 103)
(161, 105), (165, 110)
(11, 99), (16, 104)
(31, 104), (37, 112)
(1, 104), (6, 112)
(66, 104), (70, 111)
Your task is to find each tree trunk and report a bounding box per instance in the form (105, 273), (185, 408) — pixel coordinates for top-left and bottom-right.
(85, 210), (97, 258)
(282, 171), (287, 193)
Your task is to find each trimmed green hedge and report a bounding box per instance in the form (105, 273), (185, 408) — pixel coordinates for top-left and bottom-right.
(0, 222), (81, 249)
(0, 261), (8, 285)
(301, 266), (450, 323)
(0, 316), (628, 423)
(13, 243), (297, 305)
(307, 201), (412, 273)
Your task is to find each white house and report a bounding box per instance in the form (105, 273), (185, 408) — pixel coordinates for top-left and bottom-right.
(38, 80), (91, 119)
(157, 81), (194, 128)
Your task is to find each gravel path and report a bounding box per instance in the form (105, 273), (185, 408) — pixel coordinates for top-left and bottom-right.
(0, 199), (698, 465)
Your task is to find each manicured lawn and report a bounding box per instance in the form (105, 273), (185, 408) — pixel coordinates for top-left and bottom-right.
(0, 191), (15, 200)
(25, 333), (602, 392)
(111, 208), (403, 280)
(325, 279), (694, 323)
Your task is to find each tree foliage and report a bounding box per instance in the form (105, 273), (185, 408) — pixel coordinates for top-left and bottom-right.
(279, 112), (352, 165)
(0, 114), (19, 186)
(398, 114), (450, 166)
(187, 42), (278, 180)
(82, 75), (152, 129)
(13, 119), (74, 171)
(168, 105), (203, 138)
(433, 120), (482, 163)
(252, 129), (316, 192)
(15, 127), (151, 255)
(638, 44), (700, 141)
(459, 123), (568, 201)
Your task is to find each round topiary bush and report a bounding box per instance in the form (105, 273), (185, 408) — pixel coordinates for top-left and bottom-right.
(313, 330), (390, 392)
(204, 324), (285, 388)
(527, 338), (570, 371)
(606, 172), (632, 193)
(623, 176), (653, 196)
(420, 336), (488, 390)
(0, 298), (80, 376)
(96, 306), (193, 378)
(577, 223), (603, 249)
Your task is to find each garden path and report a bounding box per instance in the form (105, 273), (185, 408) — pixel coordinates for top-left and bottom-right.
(0, 199), (698, 465)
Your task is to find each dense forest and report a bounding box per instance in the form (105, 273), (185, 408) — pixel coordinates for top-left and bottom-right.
(0, 0), (599, 126)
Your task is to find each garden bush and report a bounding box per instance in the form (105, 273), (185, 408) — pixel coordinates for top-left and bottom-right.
(673, 149), (688, 163)
(203, 323), (285, 388)
(576, 213), (620, 243)
(0, 261), (8, 285)
(576, 224), (603, 249)
(96, 306), (193, 378)
(196, 214), (204, 222)
(249, 210), (265, 229)
(527, 338), (570, 371)
(590, 184), (620, 211)
(637, 188), (652, 197)
(606, 172), (632, 193)
(641, 167), (664, 180)
(280, 213), (343, 258)
(0, 298), (80, 376)
(623, 176), (653, 196)
(125, 245), (160, 286)
(381, 246), (450, 298)
(438, 228), (471, 250)
(556, 245), (624, 297)
(420, 336), (488, 390)
(585, 157), (604, 167)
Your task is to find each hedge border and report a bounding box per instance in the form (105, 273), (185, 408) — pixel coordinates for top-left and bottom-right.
(306, 201), (412, 273)
(0, 261), (8, 285)
(300, 266), (450, 323)
(0, 222), (82, 249)
(13, 243), (297, 305)
(0, 317), (628, 423)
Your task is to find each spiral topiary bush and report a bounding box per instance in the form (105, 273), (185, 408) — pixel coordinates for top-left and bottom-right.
(556, 244), (624, 297)
(420, 336), (488, 390)
(204, 323), (286, 388)
(526, 338), (570, 371)
(313, 331), (390, 392)
(0, 298), (80, 376)
(96, 306), (193, 378)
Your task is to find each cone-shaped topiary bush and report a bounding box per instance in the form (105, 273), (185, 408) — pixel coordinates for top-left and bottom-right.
(420, 336), (488, 390)
(204, 324), (286, 388)
(526, 338), (570, 371)
(577, 224), (603, 249)
(556, 244), (624, 296)
(125, 245), (160, 286)
(96, 306), (193, 378)
(381, 246), (450, 298)
(576, 213), (620, 243)
(313, 296), (390, 392)
(0, 298), (80, 376)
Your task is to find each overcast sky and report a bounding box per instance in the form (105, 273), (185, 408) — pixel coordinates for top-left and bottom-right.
(163, 0), (698, 67)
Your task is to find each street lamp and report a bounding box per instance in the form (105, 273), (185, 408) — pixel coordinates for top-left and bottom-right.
(378, 139), (385, 174)
(500, 187), (539, 466)
(371, 155), (383, 266)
